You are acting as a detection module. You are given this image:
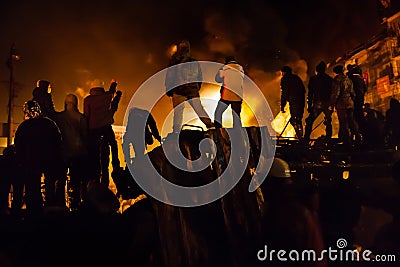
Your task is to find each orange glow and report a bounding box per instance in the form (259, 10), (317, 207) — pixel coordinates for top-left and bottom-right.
(168, 44), (178, 57)
(271, 104), (296, 138)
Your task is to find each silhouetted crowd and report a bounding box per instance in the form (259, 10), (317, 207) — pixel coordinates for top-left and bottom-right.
(281, 61), (400, 149)
(0, 40), (399, 267)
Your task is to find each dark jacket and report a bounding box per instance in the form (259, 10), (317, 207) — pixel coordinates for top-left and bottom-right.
(347, 70), (366, 103)
(14, 117), (62, 170)
(165, 55), (202, 97)
(124, 108), (161, 146)
(280, 73), (306, 114)
(83, 82), (117, 130)
(32, 86), (56, 120)
(56, 105), (89, 160)
(331, 74), (355, 110)
(307, 72), (333, 110)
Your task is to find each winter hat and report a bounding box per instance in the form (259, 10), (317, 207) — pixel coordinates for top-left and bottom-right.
(225, 56), (236, 64)
(65, 94), (78, 106)
(91, 79), (105, 88)
(23, 100), (42, 119)
(316, 61), (326, 73)
(281, 66), (292, 73)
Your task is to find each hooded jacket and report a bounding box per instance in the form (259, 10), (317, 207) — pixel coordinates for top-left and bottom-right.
(32, 80), (56, 120)
(83, 82), (117, 130)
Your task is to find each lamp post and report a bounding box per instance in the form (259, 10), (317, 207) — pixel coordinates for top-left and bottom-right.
(7, 43), (20, 146)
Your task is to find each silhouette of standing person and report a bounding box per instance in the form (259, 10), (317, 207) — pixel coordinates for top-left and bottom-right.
(304, 61), (334, 141)
(165, 40), (214, 133)
(330, 65), (360, 146)
(122, 108), (161, 164)
(14, 100), (64, 214)
(84, 79), (122, 187)
(347, 64), (367, 134)
(385, 98), (400, 148)
(280, 66), (306, 139)
(214, 56), (244, 128)
(32, 79), (57, 121)
(56, 94), (89, 209)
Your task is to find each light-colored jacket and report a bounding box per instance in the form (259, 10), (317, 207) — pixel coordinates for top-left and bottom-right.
(215, 61), (244, 102)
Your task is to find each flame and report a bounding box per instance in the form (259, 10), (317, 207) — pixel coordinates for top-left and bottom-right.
(271, 104), (296, 138)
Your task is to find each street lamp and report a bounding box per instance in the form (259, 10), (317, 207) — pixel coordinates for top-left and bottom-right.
(6, 43), (20, 146)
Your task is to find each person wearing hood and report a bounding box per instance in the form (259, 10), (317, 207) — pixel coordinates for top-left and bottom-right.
(32, 79), (57, 121)
(84, 79), (122, 187)
(56, 94), (89, 208)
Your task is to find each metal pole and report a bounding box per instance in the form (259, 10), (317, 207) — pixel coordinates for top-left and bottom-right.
(7, 44), (15, 146)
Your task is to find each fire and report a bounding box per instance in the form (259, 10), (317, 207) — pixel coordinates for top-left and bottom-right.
(271, 104), (296, 138)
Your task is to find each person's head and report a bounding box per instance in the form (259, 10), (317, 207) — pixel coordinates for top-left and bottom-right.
(36, 80), (51, 93)
(176, 39), (191, 58)
(64, 94), (78, 110)
(346, 64), (355, 72)
(281, 66), (292, 75)
(333, 65), (344, 75)
(225, 55), (236, 64)
(90, 79), (105, 89)
(23, 100), (42, 119)
(315, 61), (326, 73)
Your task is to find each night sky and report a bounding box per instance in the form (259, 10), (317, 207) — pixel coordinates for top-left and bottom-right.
(0, 0), (392, 131)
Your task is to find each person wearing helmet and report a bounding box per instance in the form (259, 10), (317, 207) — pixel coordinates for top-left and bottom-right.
(14, 100), (65, 214)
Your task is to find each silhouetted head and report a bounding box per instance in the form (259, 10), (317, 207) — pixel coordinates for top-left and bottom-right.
(23, 100), (42, 119)
(281, 66), (292, 74)
(176, 39), (191, 57)
(333, 65), (344, 74)
(36, 80), (51, 93)
(225, 55), (236, 64)
(316, 61), (326, 73)
(346, 64), (355, 72)
(65, 94), (78, 109)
